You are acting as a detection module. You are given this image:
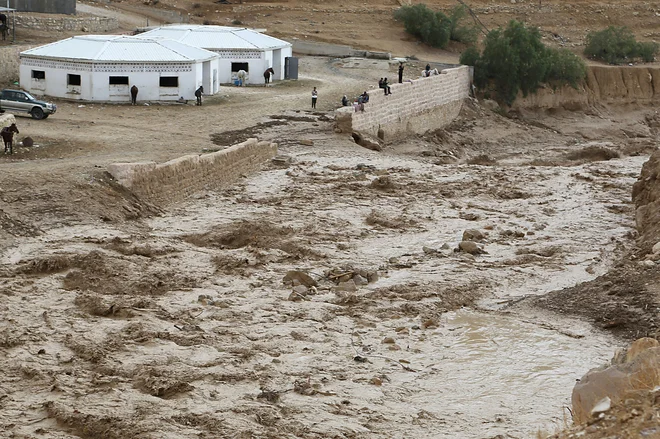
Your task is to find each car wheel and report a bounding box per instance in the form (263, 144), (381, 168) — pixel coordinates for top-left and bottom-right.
(31, 107), (44, 120)
(42, 114), (49, 119)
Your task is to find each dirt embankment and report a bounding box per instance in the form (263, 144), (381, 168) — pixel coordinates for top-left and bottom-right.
(633, 150), (660, 253)
(513, 66), (660, 111)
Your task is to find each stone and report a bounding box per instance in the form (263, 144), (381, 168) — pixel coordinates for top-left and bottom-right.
(22, 136), (34, 148)
(366, 271), (379, 283)
(572, 339), (660, 424)
(283, 270), (318, 287)
(590, 397), (611, 415)
(370, 377), (383, 386)
(351, 131), (383, 151)
(299, 139), (314, 146)
(482, 99), (500, 112)
(292, 285), (308, 295)
(382, 337), (395, 344)
(652, 241), (660, 254)
(336, 279), (357, 292)
(389, 257), (399, 264)
(458, 241), (483, 255)
(462, 229), (485, 242)
(353, 274), (368, 286)
(422, 246), (437, 254)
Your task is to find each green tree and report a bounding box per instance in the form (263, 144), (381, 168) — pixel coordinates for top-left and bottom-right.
(448, 5), (479, 44)
(464, 20), (587, 104)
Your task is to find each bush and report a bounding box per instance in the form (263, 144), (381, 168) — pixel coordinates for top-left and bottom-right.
(637, 41), (658, 62)
(471, 20), (587, 104)
(585, 26), (639, 64)
(459, 46), (480, 66)
(448, 5), (479, 44)
(394, 4), (451, 48)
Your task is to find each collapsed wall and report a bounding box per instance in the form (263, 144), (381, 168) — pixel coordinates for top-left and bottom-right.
(513, 66), (660, 111)
(0, 44), (38, 83)
(632, 150), (660, 253)
(335, 66), (471, 141)
(0, 114), (18, 128)
(108, 138), (277, 206)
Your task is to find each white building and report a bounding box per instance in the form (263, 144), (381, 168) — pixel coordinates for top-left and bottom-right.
(139, 25), (293, 85)
(19, 35), (220, 102)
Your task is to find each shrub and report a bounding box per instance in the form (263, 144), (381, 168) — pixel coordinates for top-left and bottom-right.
(394, 4), (451, 49)
(637, 41), (658, 62)
(459, 46), (480, 66)
(470, 20), (587, 104)
(448, 5), (479, 44)
(545, 48), (587, 88)
(584, 26), (638, 64)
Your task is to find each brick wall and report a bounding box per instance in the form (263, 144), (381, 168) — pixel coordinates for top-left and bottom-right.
(335, 66), (471, 140)
(0, 44), (37, 84)
(108, 138), (278, 206)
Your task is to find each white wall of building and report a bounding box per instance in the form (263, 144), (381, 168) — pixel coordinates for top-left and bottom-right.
(210, 47), (292, 85)
(19, 58), (220, 102)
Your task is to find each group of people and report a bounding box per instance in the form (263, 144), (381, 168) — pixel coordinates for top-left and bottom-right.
(341, 91), (370, 112)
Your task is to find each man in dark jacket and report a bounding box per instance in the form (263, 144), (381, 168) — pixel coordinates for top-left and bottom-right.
(195, 86), (204, 106)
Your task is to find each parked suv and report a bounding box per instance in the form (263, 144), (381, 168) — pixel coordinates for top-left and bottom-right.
(0, 89), (57, 120)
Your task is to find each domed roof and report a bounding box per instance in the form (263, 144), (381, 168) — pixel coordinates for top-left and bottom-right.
(20, 35), (218, 62)
(139, 25), (291, 50)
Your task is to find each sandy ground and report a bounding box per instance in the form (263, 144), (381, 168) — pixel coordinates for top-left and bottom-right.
(1, 52), (660, 438)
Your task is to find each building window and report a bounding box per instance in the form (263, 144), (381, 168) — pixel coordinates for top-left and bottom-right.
(68, 74), (81, 86)
(231, 62), (249, 72)
(31, 70), (45, 80)
(109, 76), (129, 85)
(159, 76), (178, 87)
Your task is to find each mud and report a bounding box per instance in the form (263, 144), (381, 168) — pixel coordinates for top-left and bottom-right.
(1, 49), (660, 438)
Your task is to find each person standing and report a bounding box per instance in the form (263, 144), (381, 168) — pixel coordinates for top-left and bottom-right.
(195, 85), (204, 106)
(311, 87), (318, 109)
(130, 85), (138, 105)
(398, 62), (404, 83)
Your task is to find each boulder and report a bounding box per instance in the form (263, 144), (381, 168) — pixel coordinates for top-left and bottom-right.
(22, 136), (34, 148)
(458, 241), (483, 255)
(462, 229), (485, 242)
(571, 338), (660, 424)
(336, 279), (357, 292)
(652, 241), (660, 255)
(351, 131), (383, 152)
(283, 270), (318, 287)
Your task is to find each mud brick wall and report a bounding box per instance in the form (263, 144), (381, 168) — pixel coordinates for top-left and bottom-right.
(0, 44), (38, 83)
(335, 66), (470, 140)
(15, 14), (119, 32)
(108, 138), (278, 206)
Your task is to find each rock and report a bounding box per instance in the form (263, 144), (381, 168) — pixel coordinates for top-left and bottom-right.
(283, 270), (318, 287)
(482, 99), (500, 112)
(422, 318), (438, 329)
(458, 241), (483, 255)
(462, 229), (485, 242)
(351, 131), (383, 151)
(292, 285), (308, 295)
(422, 246), (437, 254)
(652, 241), (660, 254)
(640, 260), (655, 268)
(370, 377), (383, 386)
(299, 139), (314, 146)
(382, 337), (395, 344)
(22, 136), (34, 148)
(459, 212), (480, 221)
(366, 270), (379, 283)
(389, 257), (399, 264)
(353, 274), (368, 286)
(336, 279), (357, 292)
(590, 396), (611, 415)
(388, 344), (401, 351)
(571, 338), (660, 424)
(272, 155), (292, 167)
